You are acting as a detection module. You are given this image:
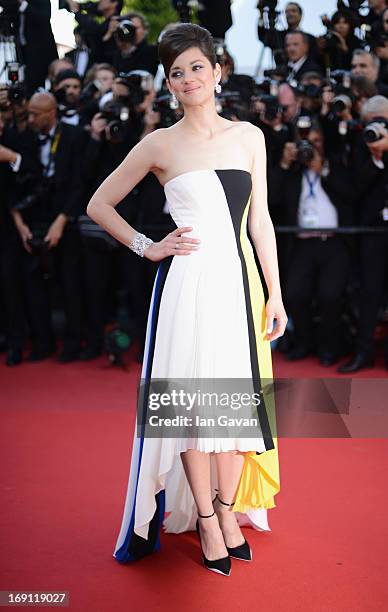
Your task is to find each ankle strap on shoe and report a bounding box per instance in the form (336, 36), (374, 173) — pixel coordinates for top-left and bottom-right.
(214, 493), (235, 507)
(197, 510), (215, 519)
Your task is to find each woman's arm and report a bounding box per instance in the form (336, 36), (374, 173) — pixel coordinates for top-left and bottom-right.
(246, 124), (288, 341)
(86, 129), (200, 261)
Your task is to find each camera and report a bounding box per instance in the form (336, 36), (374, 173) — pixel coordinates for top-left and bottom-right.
(27, 235), (50, 256)
(79, 79), (104, 104)
(114, 18), (136, 44)
(100, 101), (130, 142)
(363, 118), (388, 143)
(116, 70), (153, 107)
(295, 115), (315, 164)
(257, 94), (283, 121)
(296, 140), (315, 164)
(13, 179), (55, 212)
(296, 83), (322, 99)
(152, 93), (180, 128)
(215, 90), (250, 121)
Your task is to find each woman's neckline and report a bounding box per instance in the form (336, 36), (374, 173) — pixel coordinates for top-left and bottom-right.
(163, 168), (251, 189)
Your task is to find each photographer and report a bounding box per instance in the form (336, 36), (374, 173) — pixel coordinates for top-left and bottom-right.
(79, 98), (145, 359)
(52, 69), (83, 126)
(374, 7), (388, 84)
(318, 9), (361, 71)
(10, 92), (85, 362)
(351, 48), (388, 95)
(251, 84), (293, 175)
(17, 0), (58, 97)
(0, 112), (40, 366)
(65, 0), (124, 65)
(338, 95), (388, 372)
(65, 26), (92, 78)
(109, 12), (159, 76)
(269, 125), (356, 365)
(258, 2), (317, 65)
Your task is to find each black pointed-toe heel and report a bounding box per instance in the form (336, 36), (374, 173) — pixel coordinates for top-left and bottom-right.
(196, 511), (231, 576)
(213, 494), (252, 562)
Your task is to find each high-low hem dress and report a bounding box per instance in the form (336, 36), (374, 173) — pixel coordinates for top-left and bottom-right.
(113, 169), (280, 563)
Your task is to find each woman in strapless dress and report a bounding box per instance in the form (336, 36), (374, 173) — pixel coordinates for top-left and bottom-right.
(87, 22), (287, 577)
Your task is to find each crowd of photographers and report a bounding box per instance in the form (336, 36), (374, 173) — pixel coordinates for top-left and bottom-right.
(0, 0), (387, 373)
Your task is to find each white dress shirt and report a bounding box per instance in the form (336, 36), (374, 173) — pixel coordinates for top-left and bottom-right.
(297, 169), (338, 229)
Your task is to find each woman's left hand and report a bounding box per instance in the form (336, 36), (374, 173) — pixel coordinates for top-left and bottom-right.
(265, 295), (288, 341)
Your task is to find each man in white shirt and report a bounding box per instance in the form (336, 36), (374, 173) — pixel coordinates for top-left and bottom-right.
(269, 126), (355, 365)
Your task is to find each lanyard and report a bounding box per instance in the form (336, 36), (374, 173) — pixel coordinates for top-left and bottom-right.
(42, 125), (61, 178)
(303, 170), (320, 199)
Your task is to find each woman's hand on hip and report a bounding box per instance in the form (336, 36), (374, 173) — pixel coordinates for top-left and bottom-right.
(144, 227), (200, 262)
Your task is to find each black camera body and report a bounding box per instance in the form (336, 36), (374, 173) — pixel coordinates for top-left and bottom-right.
(100, 102), (130, 142)
(27, 235), (50, 256)
(258, 93), (283, 121)
(115, 18), (136, 44)
(295, 115), (315, 164)
(152, 93), (180, 128)
(296, 140), (315, 164)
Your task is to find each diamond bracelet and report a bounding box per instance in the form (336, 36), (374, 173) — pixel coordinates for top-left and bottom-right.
(129, 231), (154, 257)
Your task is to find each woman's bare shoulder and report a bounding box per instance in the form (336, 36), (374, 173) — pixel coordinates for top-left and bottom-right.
(237, 121), (265, 142)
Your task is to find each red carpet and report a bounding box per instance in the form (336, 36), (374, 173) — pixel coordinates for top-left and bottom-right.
(1, 351), (387, 611)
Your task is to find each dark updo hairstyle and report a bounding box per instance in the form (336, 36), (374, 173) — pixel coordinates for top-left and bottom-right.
(158, 23), (217, 79)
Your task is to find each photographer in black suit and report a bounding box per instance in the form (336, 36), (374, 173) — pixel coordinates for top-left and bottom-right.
(258, 2), (317, 64)
(269, 125), (356, 365)
(17, 0), (58, 97)
(338, 95), (388, 372)
(108, 11), (159, 76)
(64, 0), (123, 65)
(9, 92), (85, 362)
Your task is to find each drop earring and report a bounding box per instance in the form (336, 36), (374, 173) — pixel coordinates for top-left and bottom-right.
(170, 92), (179, 109)
(215, 82), (222, 94)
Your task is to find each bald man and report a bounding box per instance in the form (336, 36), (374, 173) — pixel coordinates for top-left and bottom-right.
(9, 91), (86, 363)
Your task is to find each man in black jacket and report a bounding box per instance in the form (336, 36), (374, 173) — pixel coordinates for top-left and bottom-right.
(269, 126), (356, 365)
(109, 11), (159, 76)
(285, 31), (323, 85)
(65, 0), (123, 65)
(17, 0), (58, 97)
(338, 95), (388, 372)
(9, 92), (85, 362)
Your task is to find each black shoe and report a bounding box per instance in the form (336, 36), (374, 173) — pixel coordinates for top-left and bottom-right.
(286, 346), (314, 361)
(27, 347), (54, 362)
(337, 352), (375, 374)
(319, 351), (340, 367)
(79, 344), (103, 361)
(213, 494), (252, 562)
(196, 512), (231, 576)
(57, 346), (81, 363)
(6, 347), (23, 367)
